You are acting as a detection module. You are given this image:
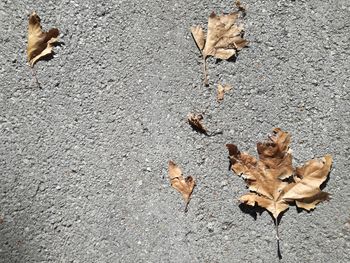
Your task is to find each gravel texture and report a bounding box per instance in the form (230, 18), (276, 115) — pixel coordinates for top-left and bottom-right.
(1, 0), (349, 262)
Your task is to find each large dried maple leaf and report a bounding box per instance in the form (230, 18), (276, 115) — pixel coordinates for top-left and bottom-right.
(191, 10), (248, 85)
(227, 128), (332, 256)
(27, 12), (59, 67)
(168, 161), (196, 212)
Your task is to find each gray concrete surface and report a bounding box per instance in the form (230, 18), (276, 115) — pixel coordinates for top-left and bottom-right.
(1, 0), (349, 262)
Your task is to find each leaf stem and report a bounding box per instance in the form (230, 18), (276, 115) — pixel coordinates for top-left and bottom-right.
(274, 217), (282, 259)
(184, 201), (189, 213)
(202, 56), (208, 86)
(274, 217), (279, 240)
(30, 66), (40, 88)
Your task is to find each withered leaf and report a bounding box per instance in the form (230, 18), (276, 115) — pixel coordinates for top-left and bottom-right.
(27, 12), (59, 67)
(235, 0), (246, 16)
(168, 161), (196, 212)
(188, 113), (207, 134)
(217, 83), (232, 102)
(227, 128), (332, 254)
(191, 8), (248, 85)
(282, 157), (332, 210)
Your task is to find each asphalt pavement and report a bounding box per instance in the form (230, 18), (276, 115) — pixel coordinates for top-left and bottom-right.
(0, 0), (349, 262)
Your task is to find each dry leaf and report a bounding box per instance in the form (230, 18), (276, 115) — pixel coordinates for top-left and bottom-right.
(227, 128), (332, 256)
(188, 113), (207, 134)
(235, 0), (246, 16)
(27, 12), (59, 67)
(191, 7), (248, 85)
(168, 161), (196, 212)
(217, 83), (232, 102)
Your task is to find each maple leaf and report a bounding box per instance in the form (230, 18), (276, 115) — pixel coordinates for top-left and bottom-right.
(191, 8), (248, 85)
(27, 12), (59, 67)
(227, 128), (332, 257)
(168, 161), (196, 212)
(188, 113), (207, 134)
(217, 83), (232, 102)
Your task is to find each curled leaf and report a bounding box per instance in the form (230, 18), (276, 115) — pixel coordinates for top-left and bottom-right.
(188, 113), (207, 134)
(283, 155), (332, 210)
(235, 0), (246, 16)
(168, 161), (196, 212)
(27, 12), (59, 67)
(191, 8), (248, 85)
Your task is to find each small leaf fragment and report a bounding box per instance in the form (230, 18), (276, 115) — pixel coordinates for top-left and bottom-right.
(168, 161), (196, 212)
(188, 113), (207, 134)
(217, 83), (232, 102)
(27, 12), (59, 67)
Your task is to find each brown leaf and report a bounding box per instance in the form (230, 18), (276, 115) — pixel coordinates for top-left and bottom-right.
(168, 161), (196, 212)
(282, 155), (332, 210)
(227, 128), (333, 247)
(188, 113), (207, 134)
(191, 25), (206, 51)
(228, 128), (332, 217)
(27, 12), (59, 67)
(191, 7), (248, 85)
(235, 0), (246, 16)
(217, 83), (232, 102)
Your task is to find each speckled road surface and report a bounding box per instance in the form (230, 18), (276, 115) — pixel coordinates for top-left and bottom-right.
(1, 1), (349, 262)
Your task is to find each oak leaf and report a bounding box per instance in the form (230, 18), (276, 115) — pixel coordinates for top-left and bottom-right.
(168, 161), (196, 212)
(188, 113), (207, 134)
(227, 128), (332, 256)
(191, 8), (248, 85)
(27, 12), (59, 67)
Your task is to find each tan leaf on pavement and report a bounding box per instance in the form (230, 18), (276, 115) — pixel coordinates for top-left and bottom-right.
(191, 7), (248, 85)
(27, 12), (59, 67)
(217, 83), (232, 102)
(188, 113), (207, 134)
(227, 128), (332, 251)
(168, 161), (196, 212)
